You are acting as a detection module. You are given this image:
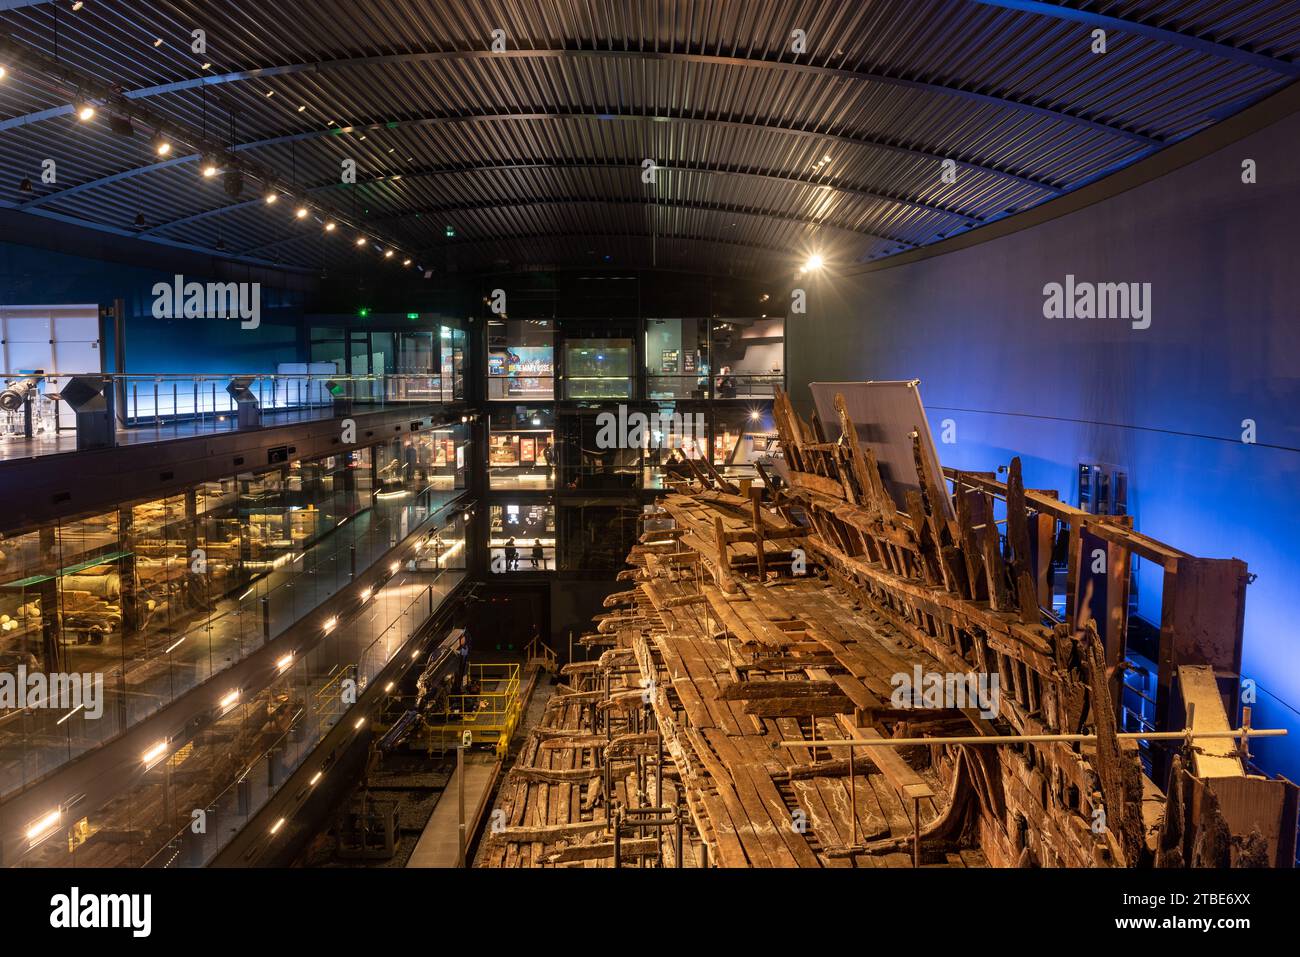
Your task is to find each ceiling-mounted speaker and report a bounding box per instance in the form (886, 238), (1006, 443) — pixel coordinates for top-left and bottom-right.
(224, 168), (245, 199)
(109, 114), (135, 137)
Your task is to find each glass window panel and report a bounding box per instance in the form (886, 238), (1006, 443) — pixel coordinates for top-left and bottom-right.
(487, 320), (553, 400)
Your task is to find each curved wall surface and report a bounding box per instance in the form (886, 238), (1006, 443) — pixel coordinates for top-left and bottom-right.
(790, 101), (1300, 781)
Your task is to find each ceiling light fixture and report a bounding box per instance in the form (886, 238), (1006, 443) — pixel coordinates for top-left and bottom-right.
(201, 155), (220, 177)
(264, 191), (278, 204)
(355, 236), (367, 247)
(0, 66), (8, 81)
(74, 100), (95, 122)
(803, 253), (824, 271)
(295, 206), (308, 219)
(324, 221), (336, 232)
(384, 249), (394, 258)
(153, 133), (171, 156)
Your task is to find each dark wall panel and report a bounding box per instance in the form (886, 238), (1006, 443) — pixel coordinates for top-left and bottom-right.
(790, 106), (1300, 782)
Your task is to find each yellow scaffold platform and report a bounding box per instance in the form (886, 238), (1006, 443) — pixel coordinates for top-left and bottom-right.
(420, 662), (523, 758)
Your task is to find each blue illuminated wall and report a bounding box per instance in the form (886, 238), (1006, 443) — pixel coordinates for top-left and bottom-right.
(0, 239), (307, 374)
(791, 107), (1300, 782)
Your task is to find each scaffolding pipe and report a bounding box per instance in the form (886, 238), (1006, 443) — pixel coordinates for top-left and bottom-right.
(777, 727), (1284, 749)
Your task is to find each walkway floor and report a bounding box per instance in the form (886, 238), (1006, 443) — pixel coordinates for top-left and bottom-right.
(405, 752), (499, 867)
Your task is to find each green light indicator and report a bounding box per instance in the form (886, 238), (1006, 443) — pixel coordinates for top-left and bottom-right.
(406, 312), (420, 320)
(358, 307), (370, 318)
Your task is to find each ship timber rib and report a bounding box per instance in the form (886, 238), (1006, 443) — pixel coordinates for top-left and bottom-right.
(478, 383), (1297, 868)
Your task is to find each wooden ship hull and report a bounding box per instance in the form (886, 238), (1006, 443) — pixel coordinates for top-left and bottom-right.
(482, 383), (1297, 868)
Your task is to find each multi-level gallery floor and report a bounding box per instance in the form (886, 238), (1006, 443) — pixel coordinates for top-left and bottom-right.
(0, 0), (1297, 942)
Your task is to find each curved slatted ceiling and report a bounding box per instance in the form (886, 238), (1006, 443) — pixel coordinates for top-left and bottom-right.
(0, 0), (1296, 276)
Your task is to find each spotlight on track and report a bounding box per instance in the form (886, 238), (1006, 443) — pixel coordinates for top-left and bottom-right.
(264, 191), (278, 204)
(324, 221), (336, 232)
(355, 236), (366, 247)
(153, 132), (172, 156)
(74, 100), (95, 122)
(402, 258), (411, 266)
(295, 206), (308, 219)
(384, 249), (394, 259)
(201, 154), (220, 177)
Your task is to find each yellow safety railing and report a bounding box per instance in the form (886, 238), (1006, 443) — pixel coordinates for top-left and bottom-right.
(421, 663), (522, 758)
(525, 635), (559, 674)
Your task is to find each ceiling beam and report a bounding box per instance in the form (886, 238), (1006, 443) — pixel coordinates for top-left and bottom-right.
(109, 47), (1163, 146)
(236, 194), (913, 257)
(234, 110), (1068, 195)
(137, 159), (982, 241)
(0, 197), (315, 272)
(311, 160), (982, 222)
(0, 33), (409, 259)
(969, 0), (1300, 76)
(16, 108), (1065, 229)
(236, 226), (819, 264)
